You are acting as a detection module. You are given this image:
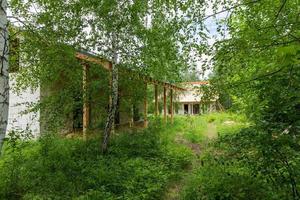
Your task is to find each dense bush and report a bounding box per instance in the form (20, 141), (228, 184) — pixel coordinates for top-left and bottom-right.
(181, 164), (275, 200)
(181, 121), (300, 200)
(0, 121), (193, 200)
(206, 0), (300, 199)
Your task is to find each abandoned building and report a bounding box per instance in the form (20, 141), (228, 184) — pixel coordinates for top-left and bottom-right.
(6, 35), (218, 137)
(7, 50), (187, 137)
(176, 82), (218, 115)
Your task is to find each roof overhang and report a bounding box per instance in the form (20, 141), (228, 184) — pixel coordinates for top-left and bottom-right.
(75, 51), (186, 91)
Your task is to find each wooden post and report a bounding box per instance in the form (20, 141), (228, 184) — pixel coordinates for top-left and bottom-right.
(155, 85), (159, 116)
(144, 82), (148, 128)
(83, 63), (89, 139)
(170, 89), (174, 124)
(163, 86), (167, 124)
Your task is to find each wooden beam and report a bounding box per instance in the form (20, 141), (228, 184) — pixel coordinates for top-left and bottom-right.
(155, 85), (159, 116)
(163, 87), (167, 124)
(144, 82), (148, 128)
(76, 52), (112, 71)
(170, 89), (174, 124)
(76, 52), (186, 92)
(82, 63), (89, 139)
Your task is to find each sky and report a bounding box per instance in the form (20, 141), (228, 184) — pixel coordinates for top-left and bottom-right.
(196, 8), (229, 79)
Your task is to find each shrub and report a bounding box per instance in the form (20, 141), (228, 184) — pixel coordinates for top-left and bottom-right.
(181, 164), (275, 200)
(0, 119), (193, 199)
(181, 125), (300, 200)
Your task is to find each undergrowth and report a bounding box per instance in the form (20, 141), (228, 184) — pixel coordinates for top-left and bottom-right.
(0, 119), (193, 200)
(180, 112), (295, 200)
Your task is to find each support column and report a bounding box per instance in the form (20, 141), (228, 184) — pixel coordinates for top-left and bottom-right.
(154, 85), (159, 116)
(170, 89), (174, 124)
(83, 64), (89, 139)
(163, 87), (167, 124)
(143, 82), (148, 128)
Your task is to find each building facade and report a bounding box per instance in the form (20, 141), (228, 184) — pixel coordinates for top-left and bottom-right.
(7, 51), (184, 137)
(177, 82), (217, 115)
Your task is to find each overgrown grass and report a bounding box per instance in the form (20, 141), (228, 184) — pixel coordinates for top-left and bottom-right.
(179, 112), (272, 200)
(181, 115), (207, 143)
(179, 113), (299, 200)
(180, 112), (296, 200)
(0, 119), (193, 200)
(174, 112), (248, 144)
(1, 113), (261, 200)
(203, 112), (249, 136)
(171, 115), (207, 144)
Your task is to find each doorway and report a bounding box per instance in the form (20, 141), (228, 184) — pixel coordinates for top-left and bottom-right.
(184, 104), (189, 114)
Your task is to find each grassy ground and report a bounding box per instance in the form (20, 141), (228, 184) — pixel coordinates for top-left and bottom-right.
(163, 112), (247, 200)
(0, 112), (247, 200)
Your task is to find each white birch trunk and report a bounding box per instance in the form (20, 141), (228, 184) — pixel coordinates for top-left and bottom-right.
(0, 0), (8, 154)
(102, 43), (118, 153)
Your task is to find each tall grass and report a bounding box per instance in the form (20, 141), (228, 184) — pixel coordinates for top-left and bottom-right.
(0, 113), (254, 200)
(180, 113), (279, 200)
(0, 119), (193, 200)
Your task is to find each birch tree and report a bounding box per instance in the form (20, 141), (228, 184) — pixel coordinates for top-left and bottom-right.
(0, 0), (8, 154)
(9, 0), (207, 152)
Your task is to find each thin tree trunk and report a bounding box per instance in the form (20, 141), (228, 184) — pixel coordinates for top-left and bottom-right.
(102, 46), (118, 153)
(0, 0), (8, 155)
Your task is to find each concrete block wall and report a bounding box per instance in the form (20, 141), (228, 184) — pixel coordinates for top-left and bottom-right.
(7, 76), (40, 138)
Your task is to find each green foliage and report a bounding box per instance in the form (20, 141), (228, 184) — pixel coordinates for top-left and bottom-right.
(9, 0), (208, 133)
(181, 112), (300, 200)
(204, 112), (248, 136)
(7, 0), (300, 199)
(181, 163), (275, 200)
(199, 0), (300, 198)
(0, 120), (193, 200)
(181, 116), (206, 143)
(204, 112), (246, 123)
(179, 113), (280, 200)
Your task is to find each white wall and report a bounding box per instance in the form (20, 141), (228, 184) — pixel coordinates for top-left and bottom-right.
(7, 76), (40, 138)
(178, 104), (184, 115)
(178, 90), (202, 103)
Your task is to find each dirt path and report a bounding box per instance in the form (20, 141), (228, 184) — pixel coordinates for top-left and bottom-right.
(163, 123), (218, 200)
(163, 135), (200, 200)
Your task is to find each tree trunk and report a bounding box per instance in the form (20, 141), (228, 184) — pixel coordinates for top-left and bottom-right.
(102, 48), (118, 153)
(0, 0), (8, 155)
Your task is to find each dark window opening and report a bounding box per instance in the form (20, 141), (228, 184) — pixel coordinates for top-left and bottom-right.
(184, 104), (189, 114)
(133, 104), (140, 122)
(193, 104), (200, 115)
(73, 100), (83, 131)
